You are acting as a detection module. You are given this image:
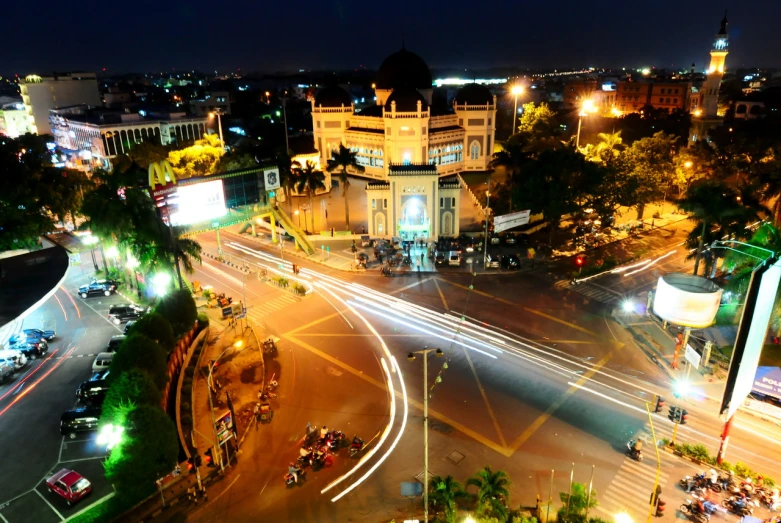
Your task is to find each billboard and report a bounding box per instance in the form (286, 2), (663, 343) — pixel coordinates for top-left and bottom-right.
(653, 274), (722, 328)
(215, 411), (234, 444)
(494, 210), (530, 233)
(720, 259), (781, 420)
(263, 168), (280, 191)
(753, 366), (781, 398)
(168, 180), (227, 226)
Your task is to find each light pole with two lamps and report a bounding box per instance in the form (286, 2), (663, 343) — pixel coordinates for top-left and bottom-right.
(510, 85), (524, 135)
(576, 99), (596, 149)
(209, 109), (226, 152)
(407, 347), (444, 523)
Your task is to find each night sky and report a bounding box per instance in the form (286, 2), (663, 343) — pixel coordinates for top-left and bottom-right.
(5, 0), (780, 76)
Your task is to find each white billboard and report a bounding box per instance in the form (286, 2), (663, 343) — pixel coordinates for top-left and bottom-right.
(653, 274), (722, 328)
(722, 259), (781, 420)
(169, 180), (227, 226)
(264, 168), (280, 191)
(494, 210), (530, 233)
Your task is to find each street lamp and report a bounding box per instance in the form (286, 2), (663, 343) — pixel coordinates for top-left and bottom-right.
(576, 99), (595, 149)
(151, 272), (172, 297)
(97, 423), (124, 450)
(510, 85), (524, 134)
(408, 347), (444, 523)
(265, 91), (270, 104)
(615, 512), (633, 523)
(209, 109), (226, 151)
(126, 255), (140, 291)
(294, 209), (300, 228)
(83, 235), (99, 271)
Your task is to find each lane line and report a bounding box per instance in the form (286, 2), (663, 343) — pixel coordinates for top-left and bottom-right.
(34, 488), (64, 521)
(59, 456), (106, 464)
(282, 312), (342, 337)
(461, 343), (507, 447)
(389, 277), (435, 295)
(523, 308), (597, 336)
(432, 278), (450, 311)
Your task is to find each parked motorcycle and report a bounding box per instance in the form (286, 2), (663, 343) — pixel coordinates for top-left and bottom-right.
(328, 430), (346, 451)
(381, 267), (393, 277)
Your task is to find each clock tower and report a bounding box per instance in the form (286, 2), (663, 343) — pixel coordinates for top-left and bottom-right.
(702, 12), (729, 118)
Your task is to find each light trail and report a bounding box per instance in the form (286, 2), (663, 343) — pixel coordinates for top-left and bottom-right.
(0, 349), (60, 404)
(52, 294), (68, 321)
(619, 250), (677, 277)
(0, 347), (72, 418)
(59, 286), (81, 318)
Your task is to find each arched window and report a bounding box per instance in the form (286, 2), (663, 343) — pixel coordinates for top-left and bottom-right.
(442, 212), (453, 236)
(736, 104), (747, 114)
(470, 141), (480, 160)
(375, 213), (385, 235)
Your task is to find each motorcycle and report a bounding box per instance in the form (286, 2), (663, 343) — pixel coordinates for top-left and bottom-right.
(626, 441), (642, 461)
(349, 436), (365, 457)
(297, 446), (314, 468)
(680, 497), (720, 516)
(401, 257), (412, 267)
(284, 468), (306, 487)
(311, 448), (329, 469)
(216, 293), (233, 307)
(328, 430), (346, 451)
(381, 267), (393, 277)
(756, 488), (781, 511)
(722, 496), (754, 516)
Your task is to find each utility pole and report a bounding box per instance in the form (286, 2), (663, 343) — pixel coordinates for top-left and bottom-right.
(282, 95), (290, 153)
(211, 108), (225, 151)
(482, 177), (491, 269)
(646, 401), (662, 523)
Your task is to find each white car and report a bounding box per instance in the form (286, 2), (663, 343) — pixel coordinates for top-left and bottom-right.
(0, 350), (27, 371)
(91, 353), (113, 373)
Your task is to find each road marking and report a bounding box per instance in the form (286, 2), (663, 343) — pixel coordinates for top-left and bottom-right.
(282, 311), (342, 337)
(295, 333), (422, 337)
(507, 346), (619, 453)
(460, 344), (506, 447)
(74, 297), (123, 333)
(523, 308), (597, 336)
(389, 276), (435, 295)
(59, 456), (106, 464)
(34, 488), (64, 521)
(209, 474), (241, 505)
(436, 277), (513, 303)
(433, 278), (449, 311)
(0, 510), (8, 522)
(64, 493), (115, 522)
(12, 383), (24, 395)
(284, 334), (511, 457)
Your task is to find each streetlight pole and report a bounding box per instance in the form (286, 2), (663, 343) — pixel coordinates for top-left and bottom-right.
(206, 340), (244, 473)
(510, 85), (524, 135)
(482, 177), (491, 269)
(210, 109), (225, 152)
(576, 99), (595, 149)
(282, 94), (290, 154)
(408, 347), (443, 523)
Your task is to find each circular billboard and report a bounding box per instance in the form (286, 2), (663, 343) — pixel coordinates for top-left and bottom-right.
(653, 273), (722, 328)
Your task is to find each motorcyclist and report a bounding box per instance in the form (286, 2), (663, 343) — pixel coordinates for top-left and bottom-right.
(684, 476), (698, 493)
(352, 435), (363, 447)
(708, 468), (718, 485)
(756, 475), (764, 489)
(695, 499), (706, 514)
(320, 425), (328, 438)
(288, 462), (300, 483)
(629, 439), (642, 458)
(299, 445), (311, 458)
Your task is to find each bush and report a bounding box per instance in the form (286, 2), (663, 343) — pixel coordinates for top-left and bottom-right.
(273, 276), (289, 288)
(734, 462), (753, 478)
(156, 289), (197, 337)
(109, 333), (168, 390)
(101, 369), (162, 426)
(197, 312), (209, 328)
(128, 312), (175, 354)
(292, 282), (306, 295)
(690, 444), (710, 461)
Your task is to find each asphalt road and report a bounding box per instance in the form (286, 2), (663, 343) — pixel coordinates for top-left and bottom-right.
(154, 230), (781, 522)
(0, 263), (136, 521)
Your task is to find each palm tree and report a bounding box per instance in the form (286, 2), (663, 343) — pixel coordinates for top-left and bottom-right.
(559, 482), (599, 521)
(294, 161), (326, 232)
(491, 135), (530, 212)
(275, 149), (300, 212)
(589, 131), (624, 164)
(466, 466), (511, 520)
(326, 144), (364, 229)
(429, 475), (465, 523)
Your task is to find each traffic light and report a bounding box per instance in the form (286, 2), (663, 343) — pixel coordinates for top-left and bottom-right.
(204, 448), (215, 467)
(195, 454), (202, 467)
(679, 409), (689, 425)
(187, 455), (196, 472)
(575, 255), (585, 267)
(292, 264), (300, 275)
(650, 486), (665, 517)
(654, 395), (665, 413)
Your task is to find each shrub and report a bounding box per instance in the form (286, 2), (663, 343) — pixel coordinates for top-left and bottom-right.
(128, 312), (175, 354)
(274, 276), (289, 287)
(690, 444), (710, 461)
(109, 333), (168, 390)
(734, 462), (753, 478)
(156, 289), (197, 337)
(197, 312), (209, 328)
(293, 282), (306, 295)
(101, 369), (162, 426)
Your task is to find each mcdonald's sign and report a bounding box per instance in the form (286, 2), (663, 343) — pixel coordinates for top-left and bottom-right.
(148, 160), (176, 190)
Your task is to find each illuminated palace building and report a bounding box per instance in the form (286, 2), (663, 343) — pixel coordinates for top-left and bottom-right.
(311, 47), (497, 239)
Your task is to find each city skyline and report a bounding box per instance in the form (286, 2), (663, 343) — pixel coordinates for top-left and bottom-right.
(5, 0), (781, 77)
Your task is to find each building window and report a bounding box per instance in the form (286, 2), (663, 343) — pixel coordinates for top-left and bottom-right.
(467, 118), (485, 126)
(384, 199), (388, 208)
(372, 199), (376, 209)
(317, 121), (320, 128)
(458, 119), (463, 126)
(675, 89), (679, 94)
(470, 141), (480, 160)
(440, 198), (443, 207)
(488, 118), (492, 126)
(451, 198), (455, 207)
(386, 127), (391, 135)
(422, 127), (427, 135)
(673, 98), (678, 104)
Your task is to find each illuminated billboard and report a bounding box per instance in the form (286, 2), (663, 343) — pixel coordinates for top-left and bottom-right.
(168, 180), (227, 226)
(653, 273), (722, 328)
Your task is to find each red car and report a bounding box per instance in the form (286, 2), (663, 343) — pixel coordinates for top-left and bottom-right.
(45, 469), (92, 505)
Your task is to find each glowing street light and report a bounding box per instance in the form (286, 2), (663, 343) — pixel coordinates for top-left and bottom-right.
(208, 109), (226, 151)
(510, 85), (525, 134)
(611, 107), (621, 117)
(684, 160), (693, 169)
(105, 246), (119, 259)
(673, 379), (691, 399)
(151, 272), (172, 297)
(614, 511), (633, 523)
(576, 99), (596, 149)
(693, 109), (702, 118)
(622, 300), (634, 313)
(97, 423), (125, 450)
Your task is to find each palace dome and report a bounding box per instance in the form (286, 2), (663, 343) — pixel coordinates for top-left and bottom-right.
(384, 87), (429, 112)
(313, 86), (352, 107)
(454, 83), (493, 105)
(375, 48), (433, 90)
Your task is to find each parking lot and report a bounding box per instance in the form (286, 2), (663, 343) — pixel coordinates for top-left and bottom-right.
(0, 272), (135, 521)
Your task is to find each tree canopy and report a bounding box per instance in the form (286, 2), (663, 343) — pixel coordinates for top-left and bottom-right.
(155, 289), (197, 337)
(101, 369), (162, 426)
(127, 312), (175, 354)
(109, 333), (168, 390)
(165, 134), (224, 179)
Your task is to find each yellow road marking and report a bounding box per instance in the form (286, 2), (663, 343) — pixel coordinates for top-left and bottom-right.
(282, 311), (342, 336)
(436, 277), (512, 303)
(507, 345), (621, 453)
(433, 278), (450, 311)
(461, 345), (507, 447)
(295, 333), (423, 337)
(284, 334), (511, 457)
(389, 276), (436, 295)
(523, 308), (597, 336)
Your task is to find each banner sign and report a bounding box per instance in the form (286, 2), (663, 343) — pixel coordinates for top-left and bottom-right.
(493, 210), (530, 233)
(753, 366), (781, 398)
(264, 168), (280, 191)
(685, 344), (701, 369)
(215, 411), (234, 445)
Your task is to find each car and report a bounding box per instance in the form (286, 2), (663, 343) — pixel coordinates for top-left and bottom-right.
(9, 328), (56, 344)
(60, 407), (101, 438)
(78, 279), (119, 299)
(0, 350), (27, 371)
(77, 375), (110, 405)
(9, 340), (48, 359)
(45, 469), (92, 506)
(91, 352), (113, 373)
(490, 235), (501, 245)
(0, 360), (14, 383)
(448, 252), (462, 267)
(504, 234), (517, 245)
(501, 254), (521, 270)
(108, 304), (145, 325)
(485, 254), (501, 269)
(106, 335), (126, 353)
(122, 320), (136, 335)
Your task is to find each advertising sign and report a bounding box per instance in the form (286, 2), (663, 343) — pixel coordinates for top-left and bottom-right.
(215, 411), (234, 445)
(264, 168), (281, 191)
(685, 344), (701, 369)
(753, 366), (781, 398)
(493, 210), (530, 233)
(168, 180), (227, 226)
(721, 259), (781, 420)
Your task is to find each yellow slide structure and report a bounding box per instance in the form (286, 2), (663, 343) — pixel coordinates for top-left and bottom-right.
(257, 205), (316, 256)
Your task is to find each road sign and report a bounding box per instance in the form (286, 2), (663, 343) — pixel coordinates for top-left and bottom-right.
(221, 306), (233, 318)
(685, 343), (701, 369)
(231, 302), (243, 316)
(215, 411), (234, 444)
(263, 168), (280, 190)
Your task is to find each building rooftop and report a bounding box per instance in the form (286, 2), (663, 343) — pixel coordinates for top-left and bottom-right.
(429, 125), (463, 134)
(388, 163), (438, 176)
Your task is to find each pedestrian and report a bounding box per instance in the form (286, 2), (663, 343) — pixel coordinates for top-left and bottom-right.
(420, 253), (424, 264)
(254, 403), (261, 427)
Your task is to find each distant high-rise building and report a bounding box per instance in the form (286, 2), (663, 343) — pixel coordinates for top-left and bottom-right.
(19, 72), (102, 135)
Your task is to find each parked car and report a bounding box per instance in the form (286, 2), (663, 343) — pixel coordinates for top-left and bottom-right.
(91, 353), (113, 373)
(10, 340), (48, 359)
(490, 235), (501, 245)
(106, 335), (126, 353)
(60, 407), (101, 438)
(108, 304), (145, 325)
(45, 469), (92, 506)
(0, 350), (27, 371)
(485, 254), (501, 269)
(9, 328), (55, 344)
(448, 252), (462, 267)
(0, 360), (14, 383)
(434, 252), (446, 266)
(122, 320), (136, 335)
(77, 374), (110, 405)
(78, 279), (119, 299)
(501, 254), (521, 270)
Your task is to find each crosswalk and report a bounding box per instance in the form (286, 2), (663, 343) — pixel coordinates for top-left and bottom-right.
(554, 279), (623, 305)
(245, 293), (300, 325)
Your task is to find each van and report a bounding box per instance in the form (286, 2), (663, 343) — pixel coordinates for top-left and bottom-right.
(448, 252), (462, 267)
(91, 353), (113, 373)
(60, 407), (101, 438)
(0, 350), (27, 371)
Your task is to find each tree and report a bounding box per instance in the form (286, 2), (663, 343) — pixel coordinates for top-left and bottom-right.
(156, 289), (197, 337)
(491, 134), (533, 212)
(586, 131), (624, 165)
(101, 369), (162, 426)
(517, 102), (557, 137)
(165, 134), (224, 179)
(103, 405), (179, 498)
(111, 141), (171, 172)
(558, 482), (598, 522)
(109, 333), (168, 390)
(429, 475), (466, 523)
(214, 151), (257, 173)
(617, 131), (676, 219)
(326, 144), (364, 229)
(294, 160), (326, 232)
(275, 149), (299, 211)
(466, 466), (511, 520)
(128, 313), (175, 354)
